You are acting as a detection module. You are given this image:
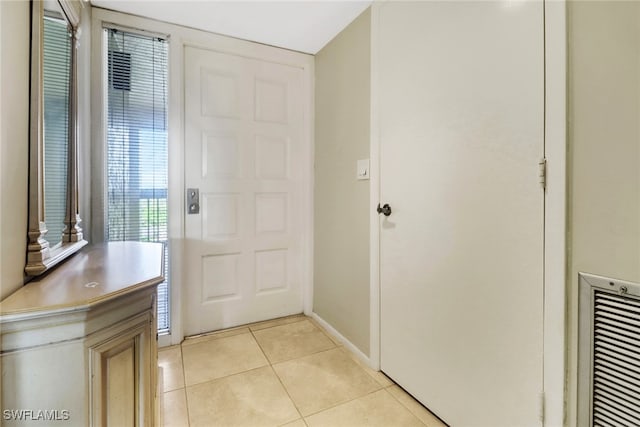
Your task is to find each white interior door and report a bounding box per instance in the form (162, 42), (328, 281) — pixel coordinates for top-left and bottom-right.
(377, 2), (545, 426)
(184, 46), (306, 335)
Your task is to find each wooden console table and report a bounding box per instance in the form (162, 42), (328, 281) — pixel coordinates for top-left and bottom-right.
(0, 242), (164, 426)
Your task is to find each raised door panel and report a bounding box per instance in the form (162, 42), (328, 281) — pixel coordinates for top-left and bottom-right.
(255, 249), (288, 294)
(201, 131), (241, 179)
(255, 193), (288, 234)
(202, 194), (240, 239)
(255, 134), (290, 181)
(254, 79), (288, 124)
(200, 68), (240, 119)
(184, 46), (306, 334)
(201, 253), (241, 302)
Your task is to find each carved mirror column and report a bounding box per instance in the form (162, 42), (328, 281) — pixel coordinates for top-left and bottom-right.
(26, 0), (87, 276)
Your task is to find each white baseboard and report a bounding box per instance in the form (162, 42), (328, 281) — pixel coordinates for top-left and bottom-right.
(310, 312), (375, 370)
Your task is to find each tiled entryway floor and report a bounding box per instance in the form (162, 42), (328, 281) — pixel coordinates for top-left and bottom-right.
(158, 315), (446, 427)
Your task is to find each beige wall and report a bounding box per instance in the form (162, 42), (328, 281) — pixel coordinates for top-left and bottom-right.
(0, 0), (30, 300)
(314, 8), (371, 356)
(0, 0), (2, 304)
(567, 1), (640, 424)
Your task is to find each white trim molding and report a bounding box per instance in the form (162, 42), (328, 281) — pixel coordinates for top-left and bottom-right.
(543, 1), (568, 426)
(368, 2), (381, 372)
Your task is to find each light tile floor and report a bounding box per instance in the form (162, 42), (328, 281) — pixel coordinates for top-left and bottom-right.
(158, 315), (447, 427)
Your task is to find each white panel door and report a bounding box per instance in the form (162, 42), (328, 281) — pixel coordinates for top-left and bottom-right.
(377, 2), (544, 426)
(184, 46), (306, 335)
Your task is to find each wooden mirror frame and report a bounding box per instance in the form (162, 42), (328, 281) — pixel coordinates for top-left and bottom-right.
(26, 0), (87, 276)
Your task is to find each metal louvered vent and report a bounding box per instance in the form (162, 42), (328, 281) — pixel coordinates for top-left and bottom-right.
(108, 50), (132, 91)
(578, 273), (640, 427)
(593, 291), (640, 426)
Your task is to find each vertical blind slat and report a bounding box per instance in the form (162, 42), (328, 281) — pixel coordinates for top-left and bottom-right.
(43, 17), (71, 247)
(105, 29), (170, 332)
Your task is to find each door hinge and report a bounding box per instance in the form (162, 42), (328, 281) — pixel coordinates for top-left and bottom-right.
(539, 391), (545, 425)
(539, 158), (547, 190)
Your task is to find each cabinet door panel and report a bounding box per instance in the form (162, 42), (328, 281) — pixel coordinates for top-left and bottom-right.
(89, 315), (154, 427)
(104, 341), (136, 426)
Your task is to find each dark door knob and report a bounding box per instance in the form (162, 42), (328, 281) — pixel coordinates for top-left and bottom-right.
(377, 203), (392, 216)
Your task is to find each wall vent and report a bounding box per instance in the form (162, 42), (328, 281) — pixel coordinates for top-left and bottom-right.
(578, 273), (640, 427)
(108, 50), (131, 92)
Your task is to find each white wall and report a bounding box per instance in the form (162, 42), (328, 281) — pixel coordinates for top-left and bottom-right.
(0, 0), (30, 300)
(313, 8), (371, 356)
(567, 1), (640, 424)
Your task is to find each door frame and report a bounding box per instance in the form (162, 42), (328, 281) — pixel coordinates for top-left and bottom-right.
(368, 1), (567, 425)
(91, 7), (315, 347)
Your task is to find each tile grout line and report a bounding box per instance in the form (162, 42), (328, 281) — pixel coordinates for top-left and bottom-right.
(271, 345), (342, 368)
(251, 318), (339, 365)
(181, 328), (251, 348)
(180, 314), (307, 346)
(302, 387), (388, 420)
(271, 363), (308, 427)
(381, 387), (429, 427)
(175, 315), (400, 427)
(180, 330), (270, 388)
(307, 317), (344, 348)
(268, 344), (386, 420)
(386, 384), (449, 427)
(336, 346), (392, 388)
(249, 326), (307, 423)
(248, 315), (308, 333)
(248, 328), (273, 367)
(183, 364), (272, 389)
(179, 344), (192, 427)
(267, 342), (340, 365)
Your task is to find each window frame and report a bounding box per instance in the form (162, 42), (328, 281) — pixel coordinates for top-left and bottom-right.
(92, 13), (178, 341)
(103, 26), (171, 332)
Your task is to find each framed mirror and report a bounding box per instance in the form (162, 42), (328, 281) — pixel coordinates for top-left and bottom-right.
(26, 0), (87, 276)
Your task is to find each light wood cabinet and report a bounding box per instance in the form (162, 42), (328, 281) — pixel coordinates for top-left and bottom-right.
(0, 242), (164, 427)
(88, 311), (156, 426)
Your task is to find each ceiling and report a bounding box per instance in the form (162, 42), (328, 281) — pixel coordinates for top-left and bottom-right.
(90, 1), (372, 54)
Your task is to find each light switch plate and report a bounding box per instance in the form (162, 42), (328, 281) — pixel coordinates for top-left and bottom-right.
(357, 159), (370, 180)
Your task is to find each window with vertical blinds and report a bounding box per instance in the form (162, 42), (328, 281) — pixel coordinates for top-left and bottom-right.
(43, 16), (71, 248)
(105, 28), (170, 332)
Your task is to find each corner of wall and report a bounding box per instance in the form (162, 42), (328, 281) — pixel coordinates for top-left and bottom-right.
(313, 7), (372, 357)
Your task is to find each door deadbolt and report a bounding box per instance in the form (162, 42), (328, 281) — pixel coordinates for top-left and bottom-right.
(187, 188), (200, 214)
